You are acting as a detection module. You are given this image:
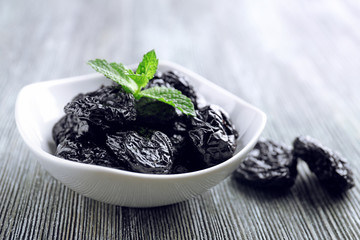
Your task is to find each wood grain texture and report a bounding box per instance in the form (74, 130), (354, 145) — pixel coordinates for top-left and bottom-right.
(1, 0), (360, 239)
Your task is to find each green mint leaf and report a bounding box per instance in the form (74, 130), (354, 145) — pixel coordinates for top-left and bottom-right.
(135, 50), (158, 87)
(139, 87), (196, 117)
(128, 73), (148, 91)
(123, 67), (135, 75)
(88, 50), (197, 117)
(88, 59), (138, 94)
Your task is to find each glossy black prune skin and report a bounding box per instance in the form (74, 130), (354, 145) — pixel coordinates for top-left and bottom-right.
(135, 97), (181, 127)
(53, 71), (239, 174)
(135, 97), (190, 162)
(188, 105), (238, 167)
(64, 85), (136, 129)
(52, 114), (106, 145)
(167, 121), (207, 173)
(234, 138), (297, 188)
(52, 114), (85, 145)
(136, 70), (198, 127)
(56, 135), (125, 170)
(106, 130), (173, 174)
(168, 122), (188, 157)
(147, 71), (198, 108)
(293, 136), (354, 192)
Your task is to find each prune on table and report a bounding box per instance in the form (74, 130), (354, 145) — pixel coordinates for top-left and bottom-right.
(292, 136), (354, 193)
(188, 105), (238, 167)
(56, 135), (125, 170)
(233, 138), (297, 188)
(148, 71), (198, 108)
(106, 130), (174, 174)
(64, 85), (136, 129)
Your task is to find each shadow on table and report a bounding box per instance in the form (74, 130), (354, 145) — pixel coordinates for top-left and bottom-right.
(228, 173), (352, 206)
(229, 175), (293, 198)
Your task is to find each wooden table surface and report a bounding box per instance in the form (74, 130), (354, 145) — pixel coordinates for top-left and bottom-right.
(1, 0), (360, 239)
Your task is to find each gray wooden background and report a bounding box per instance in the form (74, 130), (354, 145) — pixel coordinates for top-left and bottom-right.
(1, 0), (360, 239)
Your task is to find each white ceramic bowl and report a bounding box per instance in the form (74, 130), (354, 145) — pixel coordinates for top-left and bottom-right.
(15, 61), (266, 208)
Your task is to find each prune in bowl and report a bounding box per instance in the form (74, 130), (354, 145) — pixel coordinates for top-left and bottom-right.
(15, 61), (266, 207)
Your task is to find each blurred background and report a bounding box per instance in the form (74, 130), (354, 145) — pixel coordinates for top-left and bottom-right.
(1, 0), (360, 239)
(2, 0), (360, 143)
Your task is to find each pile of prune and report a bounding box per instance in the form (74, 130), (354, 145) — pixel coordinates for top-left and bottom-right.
(234, 136), (354, 193)
(53, 71), (238, 174)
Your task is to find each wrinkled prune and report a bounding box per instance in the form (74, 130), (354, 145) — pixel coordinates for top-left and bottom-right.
(64, 85), (136, 129)
(153, 120), (204, 174)
(234, 138), (297, 188)
(52, 114), (93, 145)
(169, 132), (187, 158)
(171, 164), (190, 174)
(52, 113), (106, 146)
(156, 121), (188, 157)
(53, 70), (239, 174)
(56, 135), (125, 170)
(106, 130), (174, 174)
(148, 71), (198, 108)
(188, 105), (238, 167)
(171, 148), (207, 174)
(135, 97), (181, 127)
(293, 136), (354, 192)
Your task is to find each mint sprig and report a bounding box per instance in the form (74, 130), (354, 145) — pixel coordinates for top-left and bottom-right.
(88, 50), (196, 117)
(139, 87), (195, 116)
(87, 59), (138, 94)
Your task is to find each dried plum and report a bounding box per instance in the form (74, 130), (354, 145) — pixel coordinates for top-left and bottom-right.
(56, 135), (125, 170)
(148, 71), (198, 108)
(152, 120), (204, 174)
(171, 165), (190, 174)
(293, 136), (354, 192)
(188, 105), (238, 167)
(53, 114), (79, 145)
(52, 113), (107, 146)
(106, 130), (174, 174)
(53, 70), (239, 174)
(135, 97), (181, 127)
(156, 121), (188, 157)
(64, 85), (136, 129)
(169, 132), (187, 158)
(234, 138), (297, 188)
(171, 149), (207, 174)
(135, 97), (190, 160)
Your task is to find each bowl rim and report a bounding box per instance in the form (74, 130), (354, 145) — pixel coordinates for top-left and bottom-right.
(15, 60), (267, 180)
